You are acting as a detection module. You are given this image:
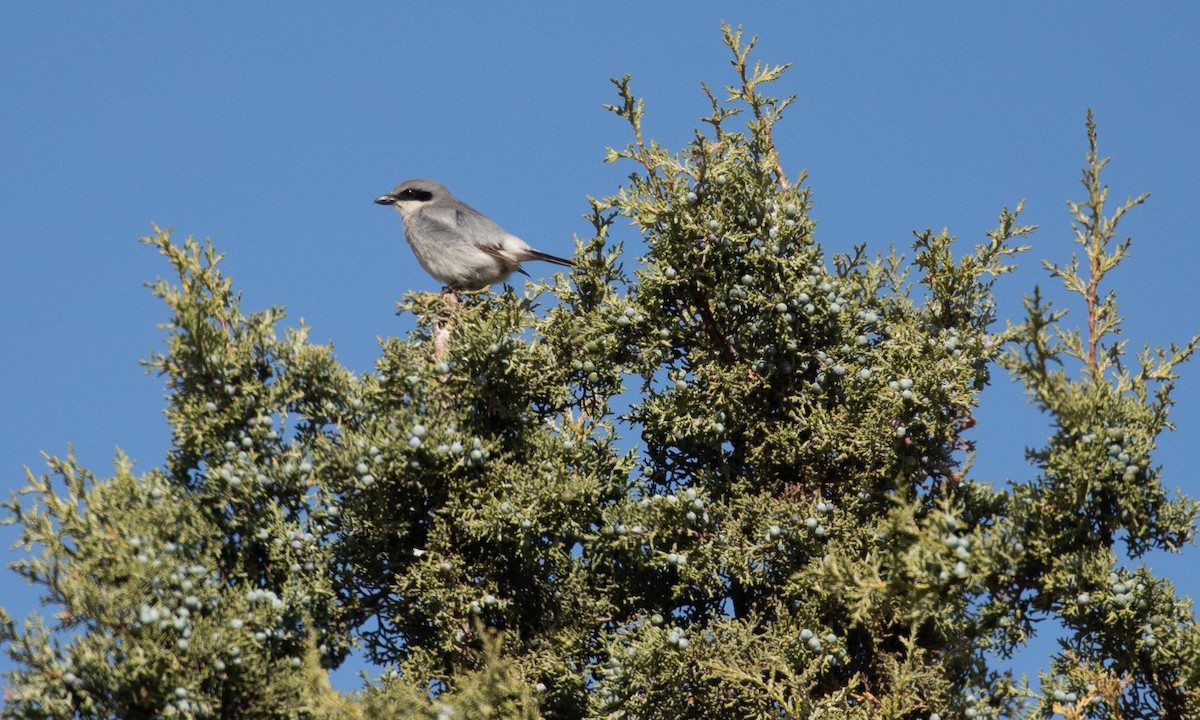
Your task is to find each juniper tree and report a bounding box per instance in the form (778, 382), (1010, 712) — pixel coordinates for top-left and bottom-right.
(4, 24), (1199, 720)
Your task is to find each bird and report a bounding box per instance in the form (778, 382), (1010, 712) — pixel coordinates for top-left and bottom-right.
(375, 179), (574, 291)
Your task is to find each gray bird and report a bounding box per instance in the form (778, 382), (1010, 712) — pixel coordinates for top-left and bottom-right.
(375, 179), (574, 291)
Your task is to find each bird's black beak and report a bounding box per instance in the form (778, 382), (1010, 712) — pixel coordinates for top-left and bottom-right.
(375, 194), (397, 205)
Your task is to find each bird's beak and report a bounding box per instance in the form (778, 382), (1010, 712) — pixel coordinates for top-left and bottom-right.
(375, 194), (396, 205)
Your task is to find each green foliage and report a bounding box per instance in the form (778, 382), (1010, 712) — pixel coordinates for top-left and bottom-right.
(994, 110), (1200, 719)
(4, 23), (1199, 720)
(358, 628), (542, 720)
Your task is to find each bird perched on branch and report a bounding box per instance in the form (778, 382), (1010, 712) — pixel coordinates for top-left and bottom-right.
(375, 179), (574, 291)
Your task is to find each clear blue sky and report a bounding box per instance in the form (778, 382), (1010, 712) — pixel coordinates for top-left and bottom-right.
(3, 3), (1198, 693)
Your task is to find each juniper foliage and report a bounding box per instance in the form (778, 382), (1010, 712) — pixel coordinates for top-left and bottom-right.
(4, 25), (1199, 720)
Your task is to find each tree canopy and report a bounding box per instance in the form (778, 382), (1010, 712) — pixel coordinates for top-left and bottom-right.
(4, 25), (1199, 720)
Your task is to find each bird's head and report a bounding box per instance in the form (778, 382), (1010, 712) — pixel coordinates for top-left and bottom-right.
(375, 178), (447, 220)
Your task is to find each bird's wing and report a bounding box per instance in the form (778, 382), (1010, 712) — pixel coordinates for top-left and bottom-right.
(450, 204), (514, 250)
(418, 204), (470, 234)
(424, 202), (519, 251)
(475, 244), (531, 276)
(423, 201), (571, 268)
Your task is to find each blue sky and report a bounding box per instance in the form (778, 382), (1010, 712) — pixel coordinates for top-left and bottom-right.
(3, 3), (1198, 693)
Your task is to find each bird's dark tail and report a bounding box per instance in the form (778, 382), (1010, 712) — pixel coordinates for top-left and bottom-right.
(527, 250), (575, 268)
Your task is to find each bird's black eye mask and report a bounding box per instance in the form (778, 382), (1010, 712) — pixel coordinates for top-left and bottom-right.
(398, 188), (433, 202)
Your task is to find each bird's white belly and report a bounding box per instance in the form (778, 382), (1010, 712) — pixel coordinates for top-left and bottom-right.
(412, 239), (512, 288)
